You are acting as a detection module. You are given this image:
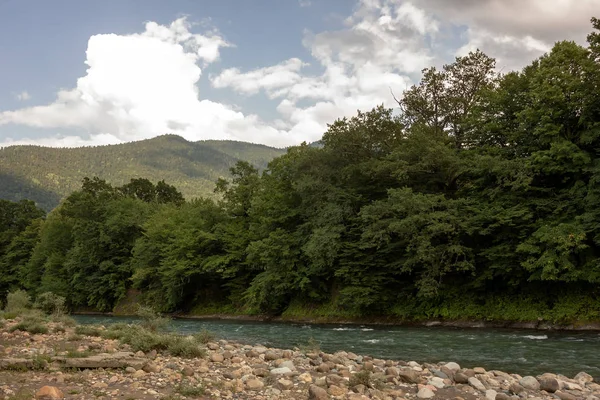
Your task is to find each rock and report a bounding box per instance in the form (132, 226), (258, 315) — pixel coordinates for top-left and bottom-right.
(539, 377), (559, 393)
(308, 385), (329, 400)
(315, 376), (327, 387)
(398, 368), (422, 384)
(474, 367), (487, 374)
(454, 372), (469, 384)
(246, 379), (264, 390)
(328, 385), (347, 396)
(125, 366), (136, 373)
(556, 391), (578, 400)
(298, 372), (313, 383)
(278, 378), (294, 390)
(509, 383), (524, 394)
(279, 360), (295, 370)
(386, 367), (399, 376)
(486, 389), (497, 400)
(210, 353), (224, 362)
(264, 351), (279, 361)
(432, 369), (449, 379)
(468, 377), (487, 392)
(142, 362), (160, 373)
(135, 350), (145, 357)
(92, 382), (108, 389)
(575, 371), (594, 384)
(495, 393), (511, 400)
(444, 362), (461, 372)
(35, 386), (64, 399)
(253, 368), (269, 377)
(181, 365), (194, 377)
(429, 376), (445, 389)
(270, 366), (292, 375)
(132, 369), (146, 378)
(417, 387), (435, 399)
(316, 363), (330, 373)
(519, 376), (540, 390)
(55, 352), (146, 369)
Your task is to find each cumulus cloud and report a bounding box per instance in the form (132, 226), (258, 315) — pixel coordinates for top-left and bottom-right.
(0, 18), (303, 148)
(1, 1), (598, 149)
(418, 0), (599, 70)
(15, 91), (31, 101)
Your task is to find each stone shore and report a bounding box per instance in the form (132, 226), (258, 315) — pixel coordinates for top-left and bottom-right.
(0, 318), (598, 400)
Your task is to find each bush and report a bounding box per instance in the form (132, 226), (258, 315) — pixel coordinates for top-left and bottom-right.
(136, 305), (170, 332)
(194, 329), (215, 344)
(34, 292), (67, 315)
(74, 325), (102, 337)
(167, 336), (206, 358)
(5, 290), (31, 313)
(349, 370), (371, 387)
(51, 314), (76, 327)
(9, 310), (48, 334)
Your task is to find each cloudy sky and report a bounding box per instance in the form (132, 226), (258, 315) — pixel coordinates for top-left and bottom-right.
(0, 0), (598, 148)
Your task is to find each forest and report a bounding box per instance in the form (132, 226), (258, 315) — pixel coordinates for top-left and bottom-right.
(1, 19), (600, 323)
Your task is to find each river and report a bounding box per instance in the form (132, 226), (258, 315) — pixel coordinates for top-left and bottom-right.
(73, 315), (600, 379)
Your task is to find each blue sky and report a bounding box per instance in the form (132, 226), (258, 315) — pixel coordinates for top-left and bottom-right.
(0, 0), (597, 148)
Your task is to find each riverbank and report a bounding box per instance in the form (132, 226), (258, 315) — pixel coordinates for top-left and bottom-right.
(1, 314), (599, 400)
(87, 308), (600, 332)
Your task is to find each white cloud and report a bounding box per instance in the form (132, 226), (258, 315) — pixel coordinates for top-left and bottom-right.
(299, 0), (311, 7)
(418, 0), (599, 70)
(15, 91), (31, 101)
(1, 1), (597, 149)
(0, 18), (303, 148)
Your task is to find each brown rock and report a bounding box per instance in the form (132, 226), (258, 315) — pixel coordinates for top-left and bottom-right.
(142, 362), (160, 373)
(181, 365), (194, 377)
(328, 384), (347, 396)
(35, 386), (64, 399)
(246, 378), (264, 390)
(210, 353), (224, 362)
(316, 363), (330, 373)
(555, 391), (577, 400)
(309, 384), (330, 400)
(398, 368), (422, 384)
(539, 377), (559, 393)
(454, 372), (469, 384)
(495, 393), (511, 400)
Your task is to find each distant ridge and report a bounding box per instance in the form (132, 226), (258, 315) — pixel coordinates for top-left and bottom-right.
(0, 134), (286, 210)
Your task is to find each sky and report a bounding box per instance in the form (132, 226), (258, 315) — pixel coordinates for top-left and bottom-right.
(0, 0), (598, 149)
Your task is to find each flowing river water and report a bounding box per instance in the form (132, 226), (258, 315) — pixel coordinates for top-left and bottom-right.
(73, 315), (600, 379)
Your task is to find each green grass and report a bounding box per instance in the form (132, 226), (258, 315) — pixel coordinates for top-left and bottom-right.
(74, 325), (102, 337)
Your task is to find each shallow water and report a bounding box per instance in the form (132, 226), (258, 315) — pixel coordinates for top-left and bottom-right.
(73, 315), (600, 378)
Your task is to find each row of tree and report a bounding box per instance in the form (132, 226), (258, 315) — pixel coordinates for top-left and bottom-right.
(1, 20), (600, 321)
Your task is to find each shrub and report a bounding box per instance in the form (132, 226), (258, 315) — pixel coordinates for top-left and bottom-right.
(167, 336), (206, 358)
(349, 370), (371, 387)
(136, 305), (170, 332)
(9, 311), (49, 334)
(175, 383), (205, 397)
(5, 290), (31, 313)
(74, 325), (102, 337)
(34, 292), (67, 315)
(51, 314), (76, 327)
(194, 329), (215, 344)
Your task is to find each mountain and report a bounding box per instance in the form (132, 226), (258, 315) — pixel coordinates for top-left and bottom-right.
(0, 134), (286, 210)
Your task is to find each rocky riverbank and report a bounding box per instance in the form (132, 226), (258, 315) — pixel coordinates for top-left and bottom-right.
(0, 316), (598, 400)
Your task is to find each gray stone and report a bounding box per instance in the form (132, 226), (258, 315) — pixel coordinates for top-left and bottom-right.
(417, 387), (435, 399)
(574, 372), (594, 384)
(519, 376), (540, 390)
(444, 362), (461, 372)
(432, 369), (449, 379)
(539, 377), (559, 393)
(270, 367), (292, 375)
(486, 389), (497, 400)
(469, 377), (487, 392)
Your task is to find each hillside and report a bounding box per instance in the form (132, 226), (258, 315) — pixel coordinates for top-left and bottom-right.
(0, 134), (286, 210)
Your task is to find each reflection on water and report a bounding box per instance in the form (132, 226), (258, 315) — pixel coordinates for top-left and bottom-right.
(73, 315), (600, 378)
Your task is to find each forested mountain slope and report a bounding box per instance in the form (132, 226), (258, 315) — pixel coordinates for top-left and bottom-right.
(0, 135), (285, 210)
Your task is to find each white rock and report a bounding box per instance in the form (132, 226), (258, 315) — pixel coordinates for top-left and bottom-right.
(270, 367), (292, 375)
(444, 362), (461, 372)
(519, 376), (540, 390)
(417, 387), (435, 399)
(485, 389), (497, 400)
(469, 377), (487, 392)
(429, 377), (445, 389)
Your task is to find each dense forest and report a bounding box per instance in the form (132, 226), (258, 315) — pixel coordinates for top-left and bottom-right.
(1, 19), (600, 323)
(0, 136), (285, 210)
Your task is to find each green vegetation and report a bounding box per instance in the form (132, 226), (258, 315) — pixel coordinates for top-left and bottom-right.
(1, 20), (600, 323)
(0, 135), (285, 211)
